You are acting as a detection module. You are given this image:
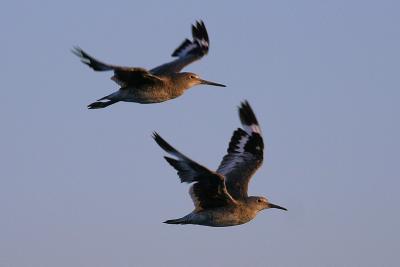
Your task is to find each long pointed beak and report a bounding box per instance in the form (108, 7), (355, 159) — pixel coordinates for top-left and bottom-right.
(268, 203), (287, 211)
(199, 79), (226, 87)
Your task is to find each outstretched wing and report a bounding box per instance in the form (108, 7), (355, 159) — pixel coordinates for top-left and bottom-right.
(216, 101), (264, 200)
(153, 132), (236, 211)
(150, 21), (210, 75)
(72, 47), (163, 88)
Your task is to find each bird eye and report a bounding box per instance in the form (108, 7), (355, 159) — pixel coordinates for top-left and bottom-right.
(190, 75), (196, 79)
(257, 199), (262, 203)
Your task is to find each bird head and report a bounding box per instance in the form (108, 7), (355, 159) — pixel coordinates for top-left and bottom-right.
(179, 72), (226, 89)
(249, 196), (287, 212)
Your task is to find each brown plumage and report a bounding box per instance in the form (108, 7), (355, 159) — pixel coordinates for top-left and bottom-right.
(72, 21), (225, 109)
(153, 101), (286, 227)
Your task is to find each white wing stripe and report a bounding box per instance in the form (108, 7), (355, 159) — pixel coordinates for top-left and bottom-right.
(217, 156), (244, 176)
(176, 43), (198, 57)
(198, 39), (209, 47)
(243, 124), (262, 135)
(236, 135), (249, 153)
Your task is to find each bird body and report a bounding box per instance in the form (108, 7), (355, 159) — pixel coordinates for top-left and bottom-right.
(166, 199), (262, 227)
(100, 75), (185, 104)
(153, 101), (286, 227)
(73, 21), (225, 109)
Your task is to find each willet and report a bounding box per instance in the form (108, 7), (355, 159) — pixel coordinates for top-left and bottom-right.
(153, 101), (286, 227)
(72, 21), (226, 109)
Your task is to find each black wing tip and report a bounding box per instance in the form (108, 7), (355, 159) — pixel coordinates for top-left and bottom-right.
(194, 20), (205, 27)
(163, 156), (180, 168)
(192, 19), (209, 42)
(171, 20), (209, 58)
(71, 46), (90, 58)
(71, 46), (112, 71)
(238, 100), (259, 127)
(87, 102), (102, 109)
(151, 131), (160, 141)
(71, 46), (81, 56)
(152, 131), (165, 147)
(152, 132), (177, 154)
(71, 46), (87, 60)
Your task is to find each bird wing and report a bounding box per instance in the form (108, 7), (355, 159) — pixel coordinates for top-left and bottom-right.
(72, 47), (163, 88)
(150, 21), (210, 76)
(153, 132), (236, 211)
(216, 101), (264, 200)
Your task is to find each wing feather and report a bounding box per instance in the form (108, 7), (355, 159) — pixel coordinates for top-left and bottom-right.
(216, 101), (264, 199)
(151, 21), (210, 75)
(153, 132), (236, 211)
(72, 47), (163, 87)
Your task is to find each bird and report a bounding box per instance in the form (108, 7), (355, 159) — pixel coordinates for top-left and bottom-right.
(153, 101), (286, 227)
(72, 20), (226, 109)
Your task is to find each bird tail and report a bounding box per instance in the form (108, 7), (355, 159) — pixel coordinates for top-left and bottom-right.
(163, 216), (190, 225)
(87, 100), (119, 109)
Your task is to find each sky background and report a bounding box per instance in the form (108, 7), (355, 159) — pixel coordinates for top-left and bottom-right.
(1, 0), (399, 266)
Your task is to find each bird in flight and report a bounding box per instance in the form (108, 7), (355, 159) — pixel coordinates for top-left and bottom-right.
(153, 101), (286, 227)
(72, 21), (226, 109)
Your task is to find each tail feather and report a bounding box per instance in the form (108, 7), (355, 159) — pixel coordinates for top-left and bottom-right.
(87, 100), (119, 109)
(163, 217), (189, 225)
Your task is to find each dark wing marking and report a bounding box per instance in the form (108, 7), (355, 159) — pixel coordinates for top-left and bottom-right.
(216, 101), (264, 199)
(72, 47), (163, 88)
(153, 132), (236, 211)
(72, 46), (115, 71)
(111, 68), (163, 88)
(171, 20), (209, 58)
(150, 21), (210, 75)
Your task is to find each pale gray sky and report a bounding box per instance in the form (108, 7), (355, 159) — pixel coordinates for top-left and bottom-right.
(1, 0), (399, 266)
